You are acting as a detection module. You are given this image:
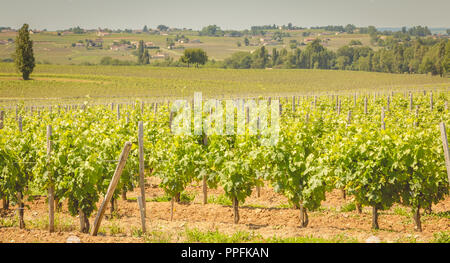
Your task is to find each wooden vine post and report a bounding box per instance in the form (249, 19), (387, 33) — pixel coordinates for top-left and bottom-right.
(409, 92), (413, 111)
(292, 96), (295, 114)
(439, 123), (450, 186)
(138, 122), (146, 213)
(347, 110), (351, 126)
(256, 117), (261, 198)
(430, 91), (433, 111)
(137, 121), (146, 233)
(414, 106), (419, 127)
(0, 110), (4, 129)
(47, 125), (54, 233)
(137, 196), (146, 233)
(364, 97), (368, 115)
(202, 133), (208, 205)
(91, 141), (132, 236)
(0, 110), (7, 210)
(18, 117), (25, 229)
(337, 99), (341, 115)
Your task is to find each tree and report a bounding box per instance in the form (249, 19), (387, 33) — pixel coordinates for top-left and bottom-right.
(137, 40), (145, 64)
(223, 52), (252, 69)
(244, 37), (250, 46)
(272, 48), (279, 66)
(345, 24), (356, 34)
(200, 25), (224, 37)
(251, 46), (269, 68)
(14, 24), (35, 80)
(180, 48), (208, 67)
(143, 25), (148, 33)
(143, 49), (150, 64)
(444, 41), (450, 76)
(157, 25), (169, 31)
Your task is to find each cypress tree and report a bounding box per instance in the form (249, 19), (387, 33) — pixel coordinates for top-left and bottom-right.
(15, 24), (35, 80)
(137, 40), (145, 64)
(143, 49), (150, 64)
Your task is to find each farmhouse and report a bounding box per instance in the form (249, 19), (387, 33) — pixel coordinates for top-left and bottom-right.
(152, 53), (168, 59)
(97, 31), (110, 37)
(304, 38), (316, 43)
(262, 40), (279, 46)
(94, 39), (103, 45)
(110, 44), (132, 51)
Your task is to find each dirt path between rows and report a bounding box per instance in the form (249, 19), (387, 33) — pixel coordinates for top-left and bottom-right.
(0, 177), (449, 243)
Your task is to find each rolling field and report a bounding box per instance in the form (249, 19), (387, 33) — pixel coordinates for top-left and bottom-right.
(0, 63), (449, 106)
(0, 30), (378, 65)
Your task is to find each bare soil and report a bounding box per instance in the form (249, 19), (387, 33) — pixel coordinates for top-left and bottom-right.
(0, 177), (448, 243)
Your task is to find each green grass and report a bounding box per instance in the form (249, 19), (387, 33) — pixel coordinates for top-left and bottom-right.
(393, 206), (410, 217)
(207, 194), (232, 206)
(185, 228), (261, 243)
(143, 230), (173, 243)
(108, 221), (125, 236)
(184, 228), (358, 243)
(150, 192), (195, 203)
(0, 217), (16, 227)
(276, 203), (292, 209)
(25, 214), (76, 231)
(432, 231), (450, 243)
(423, 211), (450, 220)
(340, 202), (356, 212)
(266, 234), (358, 243)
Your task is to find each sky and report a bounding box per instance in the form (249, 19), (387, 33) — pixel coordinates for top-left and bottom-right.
(1, 0), (449, 30)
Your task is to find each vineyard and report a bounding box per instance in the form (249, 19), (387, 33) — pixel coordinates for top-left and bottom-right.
(0, 89), (450, 243)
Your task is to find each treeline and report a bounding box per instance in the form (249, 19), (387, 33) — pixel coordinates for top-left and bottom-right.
(74, 38), (450, 77)
(221, 38), (450, 76)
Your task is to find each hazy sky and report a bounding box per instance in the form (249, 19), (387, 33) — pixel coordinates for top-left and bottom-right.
(1, 0), (449, 30)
